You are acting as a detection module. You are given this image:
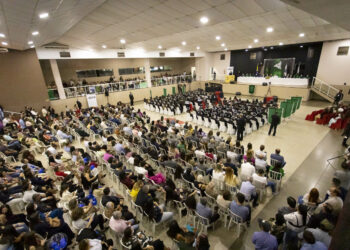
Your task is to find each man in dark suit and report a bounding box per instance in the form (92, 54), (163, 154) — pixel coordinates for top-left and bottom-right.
(236, 115), (246, 141)
(334, 90), (343, 105)
(76, 100), (82, 110)
(268, 113), (281, 136)
(129, 92), (134, 106)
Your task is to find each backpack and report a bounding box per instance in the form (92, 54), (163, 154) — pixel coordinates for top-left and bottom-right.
(46, 233), (68, 250)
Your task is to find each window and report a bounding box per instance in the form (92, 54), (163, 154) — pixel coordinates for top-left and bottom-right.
(220, 54), (225, 60)
(337, 46), (349, 56)
(76, 69), (114, 78)
(118, 67), (145, 75)
(250, 53), (257, 60)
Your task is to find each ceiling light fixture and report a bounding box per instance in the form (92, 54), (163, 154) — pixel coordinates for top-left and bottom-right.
(264, 48), (267, 51)
(200, 16), (209, 24)
(102, 45), (107, 48)
(248, 45), (252, 48)
(224, 48), (228, 51)
(254, 39), (259, 43)
(266, 27), (274, 33)
(215, 36), (221, 40)
(30, 45), (35, 48)
(2, 41), (8, 46)
(300, 45), (303, 48)
(32, 31), (39, 36)
(120, 39), (126, 44)
(181, 41), (186, 46)
(245, 49), (248, 52)
(221, 43), (225, 47)
(299, 33), (305, 37)
(270, 47), (274, 49)
(0, 33), (5, 38)
(39, 13), (49, 19)
(279, 42), (283, 46)
(158, 45), (162, 49)
(28, 41), (33, 45)
(196, 46), (200, 50)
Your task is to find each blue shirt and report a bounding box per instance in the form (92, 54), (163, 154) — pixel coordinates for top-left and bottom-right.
(229, 200), (249, 222)
(196, 202), (212, 219)
(240, 181), (256, 201)
(252, 231), (278, 250)
(300, 241), (327, 250)
(270, 154), (286, 166)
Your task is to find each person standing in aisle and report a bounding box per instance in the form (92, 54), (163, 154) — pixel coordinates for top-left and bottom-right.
(236, 115), (246, 141)
(129, 92), (134, 106)
(268, 113), (281, 136)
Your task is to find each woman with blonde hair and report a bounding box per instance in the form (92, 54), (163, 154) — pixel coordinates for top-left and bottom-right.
(130, 180), (144, 201)
(224, 167), (240, 187)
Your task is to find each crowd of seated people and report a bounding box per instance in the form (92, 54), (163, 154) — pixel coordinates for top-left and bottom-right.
(305, 105), (350, 130)
(0, 99), (295, 250)
(250, 158), (348, 249)
(145, 90), (274, 139)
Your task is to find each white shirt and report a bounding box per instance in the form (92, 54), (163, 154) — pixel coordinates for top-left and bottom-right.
(321, 196), (343, 213)
(255, 158), (267, 171)
(284, 211), (309, 232)
(252, 173), (267, 185)
(212, 170), (225, 182)
(135, 166), (148, 175)
(47, 146), (57, 155)
(88, 239), (103, 250)
(241, 162), (255, 178)
(195, 150), (205, 158)
(255, 150), (267, 160)
(227, 151), (238, 161)
(42, 108), (48, 117)
(23, 190), (38, 203)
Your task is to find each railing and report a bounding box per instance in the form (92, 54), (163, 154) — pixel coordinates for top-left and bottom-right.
(47, 75), (193, 100)
(315, 154), (345, 188)
(311, 77), (338, 100)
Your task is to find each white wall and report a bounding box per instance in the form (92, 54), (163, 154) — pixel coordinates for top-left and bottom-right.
(211, 51), (231, 80)
(36, 47), (205, 59)
(316, 39), (350, 85)
(194, 51), (230, 81)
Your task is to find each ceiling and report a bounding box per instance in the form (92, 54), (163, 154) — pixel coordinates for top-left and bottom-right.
(1, 0), (350, 52)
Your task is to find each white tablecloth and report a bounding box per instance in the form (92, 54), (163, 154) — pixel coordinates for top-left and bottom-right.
(237, 77), (308, 87)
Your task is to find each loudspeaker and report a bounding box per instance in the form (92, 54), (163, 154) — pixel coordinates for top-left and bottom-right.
(262, 82), (268, 86)
(104, 88), (109, 97)
(236, 92), (241, 95)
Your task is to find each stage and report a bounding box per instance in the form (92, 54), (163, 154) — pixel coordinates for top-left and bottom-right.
(237, 76), (309, 87)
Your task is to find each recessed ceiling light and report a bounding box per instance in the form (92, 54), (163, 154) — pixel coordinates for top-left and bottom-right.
(102, 45), (107, 48)
(300, 45), (303, 48)
(32, 31), (39, 36)
(30, 45), (35, 48)
(120, 39), (126, 44)
(245, 49), (248, 52)
(0, 33), (5, 38)
(221, 43), (225, 47)
(2, 41), (8, 46)
(196, 46), (200, 50)
(279, 42), (283, 46)
(254, 39), (259, 43)
(299, 33), (305, 37)
(28, 41), (33, 45)
(248, 45), (252, 48)
(224, 48), (228, 51)
(216, 36), (221, 40)
(158, 45), (162, 49)
(200, 16), (209, 24)
(39, 13), (49, 19)
(266, 27), (274, 33)
(270, 47), (274, 49)
(181, 41), (186, 46)
(264, 48), (267, 51)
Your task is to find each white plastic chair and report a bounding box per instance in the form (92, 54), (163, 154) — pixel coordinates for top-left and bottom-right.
(210, 120), (218, 130)
(227, 210), (247, 235)
(204, 117), (210, 127)
(219, 121), (227, 132)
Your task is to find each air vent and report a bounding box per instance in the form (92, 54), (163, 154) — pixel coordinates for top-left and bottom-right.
(59, 51), (71, 58)
(190, 52), (195, 57)
(0, 48), (8, 53)
(117, 52), (125, 57)
(159, 52), (165, 57)
(43, 42), (69, 50)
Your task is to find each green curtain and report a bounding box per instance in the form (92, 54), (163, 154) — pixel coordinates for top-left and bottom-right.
(284, 100), (293, 117)
(163, 88), (167, 96)
(291, 96), (302, 109)
(268, 108), (282, 124)
(172, 87), (176, 95)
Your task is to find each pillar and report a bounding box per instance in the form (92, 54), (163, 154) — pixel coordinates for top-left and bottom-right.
(144, 58), (152, 87)
(50, 59), (66, 99)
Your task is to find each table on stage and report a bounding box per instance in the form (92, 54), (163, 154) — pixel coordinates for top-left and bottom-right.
(237, 76), (308, 87)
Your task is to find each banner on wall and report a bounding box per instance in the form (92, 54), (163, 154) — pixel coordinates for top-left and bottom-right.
(227, 66), (234, 75)
(263, 58), (295, 77)
(225, 75), (235, 83)
(86, 94), (98, 107)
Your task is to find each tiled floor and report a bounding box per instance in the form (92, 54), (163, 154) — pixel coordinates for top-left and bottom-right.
(131, 99), (341, 250)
